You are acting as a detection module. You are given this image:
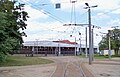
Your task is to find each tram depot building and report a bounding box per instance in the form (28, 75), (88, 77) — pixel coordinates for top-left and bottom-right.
(17, 40), (98, 56)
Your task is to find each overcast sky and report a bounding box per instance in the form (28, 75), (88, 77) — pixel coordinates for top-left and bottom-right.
(18, 0), (120, 46)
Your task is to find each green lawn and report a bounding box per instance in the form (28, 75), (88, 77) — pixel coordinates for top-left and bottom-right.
(78, 54), (106, 59)
(0, 56), (53, 67)
(79, 54), (120, 59)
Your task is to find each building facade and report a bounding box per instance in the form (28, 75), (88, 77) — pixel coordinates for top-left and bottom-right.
(17, 40), (98, 56)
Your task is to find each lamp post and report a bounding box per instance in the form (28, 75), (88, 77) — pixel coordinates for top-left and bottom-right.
(85, 3), (97, 65)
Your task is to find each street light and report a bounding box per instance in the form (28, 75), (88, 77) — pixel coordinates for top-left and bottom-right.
(85, 3), (98, 65)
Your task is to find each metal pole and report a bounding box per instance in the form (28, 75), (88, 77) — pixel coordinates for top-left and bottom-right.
(79, 32), (81, 55)
(85, 3), (97, 65)
(91, 29), (94, 61)
(75, 37), (77, 56)
(80, 38), (81, 55)
(85, 27), (88, 57)
(108, 32), (111, 60)
(88, 8), (92, 65)
(58, 39), (61, 56)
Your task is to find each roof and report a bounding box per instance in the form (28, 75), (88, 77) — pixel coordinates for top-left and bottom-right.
(53, 40), (78, 44)
(23, 41), (98, 48)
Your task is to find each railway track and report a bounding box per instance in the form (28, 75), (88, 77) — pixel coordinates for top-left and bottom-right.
(63, 61), (86, 77)
(50, 59), (89, 77)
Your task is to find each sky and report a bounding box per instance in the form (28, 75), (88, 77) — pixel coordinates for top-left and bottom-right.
(18, 0), (120, 46)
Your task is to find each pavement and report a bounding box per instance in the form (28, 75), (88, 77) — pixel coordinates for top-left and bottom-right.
(86, 58), (120, 77)
(0, 63), (56, 77)
(0, 56), (120, 77)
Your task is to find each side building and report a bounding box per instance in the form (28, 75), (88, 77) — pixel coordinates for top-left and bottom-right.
(18, 40), (98, 56)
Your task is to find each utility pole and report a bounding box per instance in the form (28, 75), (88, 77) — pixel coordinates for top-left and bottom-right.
(108, 30), (111, 60)
(88, 5), (92, 65)
(85, 27), (88, 57)
(91, 29), (94, 61)
(85, 3), (97, 65)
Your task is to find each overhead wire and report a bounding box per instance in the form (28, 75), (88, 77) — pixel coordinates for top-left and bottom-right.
(22, 0), (87, 34)
(53, 3), (120, 41)
(90, 6), (120, 44)
(69, 1), (77, 34)
(19, 0), (66, 24)
(18, 0), (101, 41)
(23, 2), (87, 35)
(92, 6), (120, 26)
(87, 6), (120, 28)
(18, 0), (69, 40)
(99, 7), (120, 16)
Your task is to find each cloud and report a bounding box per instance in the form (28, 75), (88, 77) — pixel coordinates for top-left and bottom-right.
(92, 13), (110, 20)
(23, 33), (58, 41)
(23, 20), (86, 42)
(24, 5), (48, 21)
(111, 9), (120, 14)
(107, 19), (120, 26)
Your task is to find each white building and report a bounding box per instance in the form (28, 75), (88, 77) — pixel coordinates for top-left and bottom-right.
(17, 40), (98, 56)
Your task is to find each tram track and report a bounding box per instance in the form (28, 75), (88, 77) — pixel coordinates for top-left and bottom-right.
(63, 61), (86, 77)
(50, 57), (92, 77)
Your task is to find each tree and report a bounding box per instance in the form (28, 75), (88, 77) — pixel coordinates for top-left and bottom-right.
(99, 36), (108, 50)
(0, 0), (29, 62)
(110, 29), (120, 55)
(99, 29), (120, 55)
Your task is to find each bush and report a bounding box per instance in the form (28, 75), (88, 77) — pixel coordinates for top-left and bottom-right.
(112, 55), (120, 57)
(104, 55), (109, 58)
(0, 52), (7, 62)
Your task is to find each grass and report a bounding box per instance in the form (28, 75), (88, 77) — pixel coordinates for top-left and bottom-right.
(0, 56), (53, 67)
(78, 54), (107, 59)
(79, 54), (120, 59)
(94, 55), (108, 59)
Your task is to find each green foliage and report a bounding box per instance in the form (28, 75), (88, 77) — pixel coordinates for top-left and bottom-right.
(0, 0), (29, 62)
(0, 52), (7, 62)
(99, 29), (120, 55)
